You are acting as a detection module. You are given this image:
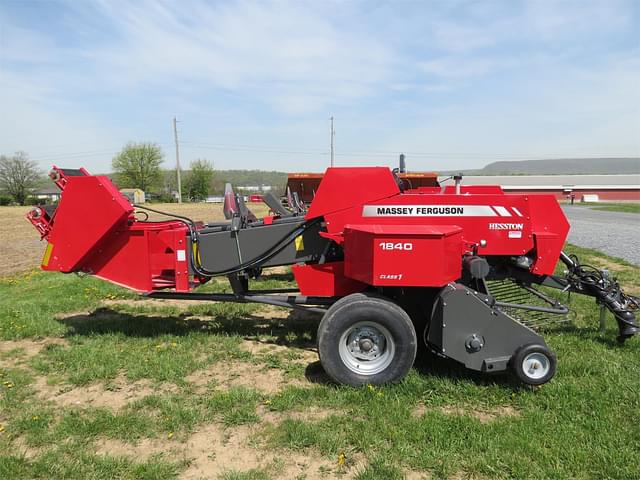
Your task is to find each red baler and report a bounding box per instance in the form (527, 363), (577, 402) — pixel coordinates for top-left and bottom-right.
(27, 166), (639, 386)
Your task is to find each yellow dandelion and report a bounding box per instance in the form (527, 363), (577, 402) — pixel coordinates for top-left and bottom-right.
(167, 432), (174, 439)
(337, 452), (346, 467)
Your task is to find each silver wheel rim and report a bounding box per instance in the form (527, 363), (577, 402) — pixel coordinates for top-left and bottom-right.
(521, 352), (551, 380)
(338, 321), (395, 376)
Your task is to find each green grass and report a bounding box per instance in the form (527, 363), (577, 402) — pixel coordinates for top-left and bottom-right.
(579, 202), (640, 214)
(0, 249), (639, 479)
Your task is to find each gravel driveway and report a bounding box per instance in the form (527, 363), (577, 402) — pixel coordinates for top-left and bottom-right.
(562, 206), (640, 265)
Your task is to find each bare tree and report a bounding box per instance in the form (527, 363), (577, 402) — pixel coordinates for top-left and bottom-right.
(0, 152), (41, 205)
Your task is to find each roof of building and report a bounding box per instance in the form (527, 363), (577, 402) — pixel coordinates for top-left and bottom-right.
(33, 186), (61, 195)
(440, 174), (640, 189)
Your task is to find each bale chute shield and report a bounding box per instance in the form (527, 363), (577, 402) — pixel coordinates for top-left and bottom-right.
(41, 175), (133, 272)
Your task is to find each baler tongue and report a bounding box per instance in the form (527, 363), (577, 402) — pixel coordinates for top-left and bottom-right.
(557, 252), (640, 343)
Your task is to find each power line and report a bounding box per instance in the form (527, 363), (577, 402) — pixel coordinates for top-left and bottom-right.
(10, 138), (634, 165)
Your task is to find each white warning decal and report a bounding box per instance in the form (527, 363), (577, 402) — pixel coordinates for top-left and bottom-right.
(362, 205), (497, 217)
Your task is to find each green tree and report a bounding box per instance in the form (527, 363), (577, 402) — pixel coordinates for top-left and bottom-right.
(112, 142), (164, 191)
(0, 151), (41, 205)
(186, 159), (214, 201)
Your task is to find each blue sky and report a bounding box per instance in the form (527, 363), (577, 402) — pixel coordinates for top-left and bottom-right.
(1, 0), (639, 173)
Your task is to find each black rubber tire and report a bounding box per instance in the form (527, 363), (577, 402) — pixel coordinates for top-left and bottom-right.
(511, 343), (557, 386)
(317, 293), (417, 386)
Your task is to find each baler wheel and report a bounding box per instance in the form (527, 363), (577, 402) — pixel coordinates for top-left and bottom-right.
(317, 293), (417, 386)
(511, 344), (557, 386)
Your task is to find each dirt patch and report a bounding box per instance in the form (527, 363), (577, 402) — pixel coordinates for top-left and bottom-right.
(12, 436), (49, 459)
(258, 405), (337, 425)
(185, 360), (308, 395)
(241, 339), (318, 363)
(406, 470), (431, 480)
(101, 297), (201, 310)
(32, 373), (179, 409)
(0, 338), (68, 366)
(93, 422), (348, 480)
(0, 206), (46, 277)
(412, 403), (520, 424)
(262, 266), (291, 275)
(95, 437), (182, 458)
(180, 423), (344, 480)
(589, 257), (632, 272)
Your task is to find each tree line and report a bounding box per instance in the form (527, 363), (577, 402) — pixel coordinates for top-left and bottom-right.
(111, 142), (215, 201)
(0, 143), (288, 205)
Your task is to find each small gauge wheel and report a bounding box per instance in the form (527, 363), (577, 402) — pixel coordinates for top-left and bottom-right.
(511, 344), (557, 386)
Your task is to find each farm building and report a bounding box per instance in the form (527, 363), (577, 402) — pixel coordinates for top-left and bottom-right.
(288, 171), (639, 203)
(33, 186), (62, 203)
(120, 188), (145, 204)
(446, 174), (640, 201)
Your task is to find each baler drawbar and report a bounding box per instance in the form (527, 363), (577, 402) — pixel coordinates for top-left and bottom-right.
(27, 165), (639, 386)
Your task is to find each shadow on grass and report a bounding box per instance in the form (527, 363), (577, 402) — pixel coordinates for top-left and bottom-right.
(303, 345), (521, 390)
(57, 307), (320, 349)
(413, 348), (519, 389)
(58, 308), (532, 389)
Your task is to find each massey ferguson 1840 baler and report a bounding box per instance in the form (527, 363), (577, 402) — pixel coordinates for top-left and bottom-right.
(27, 166), (639, 386)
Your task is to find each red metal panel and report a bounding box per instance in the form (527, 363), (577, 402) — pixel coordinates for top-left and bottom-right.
(289, 171), (438, 204)
(528, 195), (570, 275)
(292, 262), (366, 296)
(44, 176), (133, 272)
(307, 167), (569, 278)
(343, 224), (463, 287)
(64, 220), (191, 293)
(305, 167), (400, 220)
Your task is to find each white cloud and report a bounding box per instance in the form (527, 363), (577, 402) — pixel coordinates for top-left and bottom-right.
(77, 0), (394, 114)
(419, 58), (499, 78)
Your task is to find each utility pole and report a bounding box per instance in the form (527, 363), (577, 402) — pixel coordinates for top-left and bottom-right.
(330, 116), (335, 167)
(173, 116), (182, 203)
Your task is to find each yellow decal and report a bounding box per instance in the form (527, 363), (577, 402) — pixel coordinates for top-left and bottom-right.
(192, 243), (201, 265)
(294, 235), (304, 251)
(42, 243), (54, 267)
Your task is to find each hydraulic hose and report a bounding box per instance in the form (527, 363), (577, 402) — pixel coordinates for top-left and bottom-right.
(559, 250), (640, 342)
(132, 203), (321, 278)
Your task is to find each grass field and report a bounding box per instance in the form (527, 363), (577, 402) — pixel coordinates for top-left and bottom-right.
(580, 202), (640, 214)
(1, 205), (639, 479)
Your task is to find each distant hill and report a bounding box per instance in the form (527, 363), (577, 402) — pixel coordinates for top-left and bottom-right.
(214, 169), (287, 188)
(157, 169), (288, 195)
(477, 157), (639, 175)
